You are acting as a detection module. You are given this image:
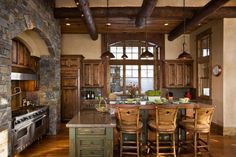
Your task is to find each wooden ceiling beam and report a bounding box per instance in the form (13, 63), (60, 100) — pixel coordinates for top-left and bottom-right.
(135, 0), (158, 28)
(168, 0), (230, 41)
(74, 0), (98, 40)
(54, 7), (194, 19)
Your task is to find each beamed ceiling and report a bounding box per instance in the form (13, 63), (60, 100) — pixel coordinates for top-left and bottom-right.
(54, 0), (236, 41)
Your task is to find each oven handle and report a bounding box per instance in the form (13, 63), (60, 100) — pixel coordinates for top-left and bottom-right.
(13, 122), (32, 132)
(33, 114), (46, 122)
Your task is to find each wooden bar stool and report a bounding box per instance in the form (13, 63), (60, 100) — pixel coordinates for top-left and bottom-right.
(178, 106), (215, 157)
(116, 106), (143, 157)
(148, 106), (178, 157)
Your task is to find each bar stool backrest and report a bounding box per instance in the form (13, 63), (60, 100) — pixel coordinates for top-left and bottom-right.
(117, 107), (140, 129)
(195, 107), (215, 129)
(156, 107), (178, 128)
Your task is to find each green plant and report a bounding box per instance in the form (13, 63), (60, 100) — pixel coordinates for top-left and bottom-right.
(145, 90), (161, 96)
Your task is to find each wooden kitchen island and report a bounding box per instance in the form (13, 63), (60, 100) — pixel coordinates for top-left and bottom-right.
(66, 103), (212, 157)
(66, 110), (116, 157)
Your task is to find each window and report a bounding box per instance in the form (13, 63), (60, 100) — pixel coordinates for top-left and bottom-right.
(110, 65), (154, 94)
(109, 40), (157, 95)
(197, 29), (211, 99)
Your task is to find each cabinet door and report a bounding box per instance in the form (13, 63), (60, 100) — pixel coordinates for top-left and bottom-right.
(176, 63), (184, 86)
(82, 60), (104, 87)
(62, 76), (78, 87)
(12, 40), (18, 64)
(184, 62), (193, 87)
(93, 63), (104, 87)
(61, 87), (78, 121)
(18, 43), (25, 66)
(165, 63), (176, 87)
(83, 64), (93, 86)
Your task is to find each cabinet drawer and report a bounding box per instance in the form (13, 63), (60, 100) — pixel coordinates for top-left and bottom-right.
(80, 149), (104, 157)
(77, 128), (105, 135)
(79, 138), (105, 147)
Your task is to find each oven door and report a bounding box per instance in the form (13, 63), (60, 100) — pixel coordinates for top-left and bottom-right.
(12, 122), (32, 154)
(32, 114), (47, 140)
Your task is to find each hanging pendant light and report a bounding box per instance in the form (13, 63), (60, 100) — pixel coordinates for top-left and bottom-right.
(177, 0), (192, 60)
(101, 0), (115, 58)
(121, 40), (128, 59)
(140, 17), (154, 58)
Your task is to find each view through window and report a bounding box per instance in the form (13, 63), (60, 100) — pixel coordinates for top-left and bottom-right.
(109, 40), (157, 95)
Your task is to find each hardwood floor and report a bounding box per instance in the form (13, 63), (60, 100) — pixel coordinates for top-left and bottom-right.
(14, 123), (236, 157)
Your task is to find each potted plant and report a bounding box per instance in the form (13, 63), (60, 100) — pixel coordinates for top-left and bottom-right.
(145, 90), (161, 102)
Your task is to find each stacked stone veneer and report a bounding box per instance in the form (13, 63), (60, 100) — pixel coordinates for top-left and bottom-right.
(0, 0), (61, 156)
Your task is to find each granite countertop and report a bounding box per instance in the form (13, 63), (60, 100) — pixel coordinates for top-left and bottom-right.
(66, 110), (116, 128)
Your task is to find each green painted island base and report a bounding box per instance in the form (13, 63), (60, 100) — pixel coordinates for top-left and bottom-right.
(69, 127), (113, 157)
(66, 110), (116, 157)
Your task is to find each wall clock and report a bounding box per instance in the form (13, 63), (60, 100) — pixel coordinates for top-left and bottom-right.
(212, 65), (222, 76)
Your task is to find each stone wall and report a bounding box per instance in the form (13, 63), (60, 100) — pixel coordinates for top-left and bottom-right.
(0, 0), (61, 156)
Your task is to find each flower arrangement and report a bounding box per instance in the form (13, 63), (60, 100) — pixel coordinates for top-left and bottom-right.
(127, 82), (139, 98)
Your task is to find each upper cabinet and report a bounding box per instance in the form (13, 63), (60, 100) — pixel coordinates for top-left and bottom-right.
(81, 60), (104, 87)
(12, 39), (37, 71)
(164, 60), (193, 88)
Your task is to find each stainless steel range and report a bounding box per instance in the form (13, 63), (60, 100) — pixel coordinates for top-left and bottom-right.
(12, 106), (48, 154)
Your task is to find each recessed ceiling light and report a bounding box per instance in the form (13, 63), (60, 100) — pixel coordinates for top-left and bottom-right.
(164, 23), (169, 26)
(66, 23), (71, 26)
(65, 18), (69, 20)
(81, 14), (84, 17)
(198, 23), (202, 26)
(106, 22), (111, 26)
(76, 2), (79, 6)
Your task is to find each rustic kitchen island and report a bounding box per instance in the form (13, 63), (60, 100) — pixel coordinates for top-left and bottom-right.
(66, 110), (116, 157)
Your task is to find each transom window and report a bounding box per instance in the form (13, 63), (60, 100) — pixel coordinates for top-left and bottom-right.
(110, 40), (155, 60)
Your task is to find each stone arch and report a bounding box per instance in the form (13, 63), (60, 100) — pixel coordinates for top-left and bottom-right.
(11, 28), (55, 58)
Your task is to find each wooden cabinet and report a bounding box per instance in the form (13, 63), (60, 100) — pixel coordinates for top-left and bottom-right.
(82, 60), (104, 87)
(61, 55), (84, 121)
(12, 39), (31, 68)
(164, 60), (193, 88)
(69, 127), (113, 157)
(11, 39), (40, 91)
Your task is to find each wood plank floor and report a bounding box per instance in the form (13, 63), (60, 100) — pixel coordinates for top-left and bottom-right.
(14, 123), (236, 157)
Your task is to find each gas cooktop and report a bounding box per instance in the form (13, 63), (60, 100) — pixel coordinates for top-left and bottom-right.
(12, 105), (47, 118)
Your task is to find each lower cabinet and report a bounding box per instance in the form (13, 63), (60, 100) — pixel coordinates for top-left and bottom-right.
(61, 86), (79, 121)
(69, 127), (113, 157)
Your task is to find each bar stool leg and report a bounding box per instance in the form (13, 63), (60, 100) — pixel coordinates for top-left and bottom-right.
(194, 132), (197, 157)
(156, 132), (159, 156)
(120, 132), (123, 157)
(173, 133), (176, 157)
(136, 132), (139, 157)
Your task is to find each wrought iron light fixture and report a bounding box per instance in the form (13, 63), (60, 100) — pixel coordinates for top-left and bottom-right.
(140, 17), (154, 58)
(101, 0), (115, 58)
(177, 0), (192, 60)
(121, 40), (128, 59)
